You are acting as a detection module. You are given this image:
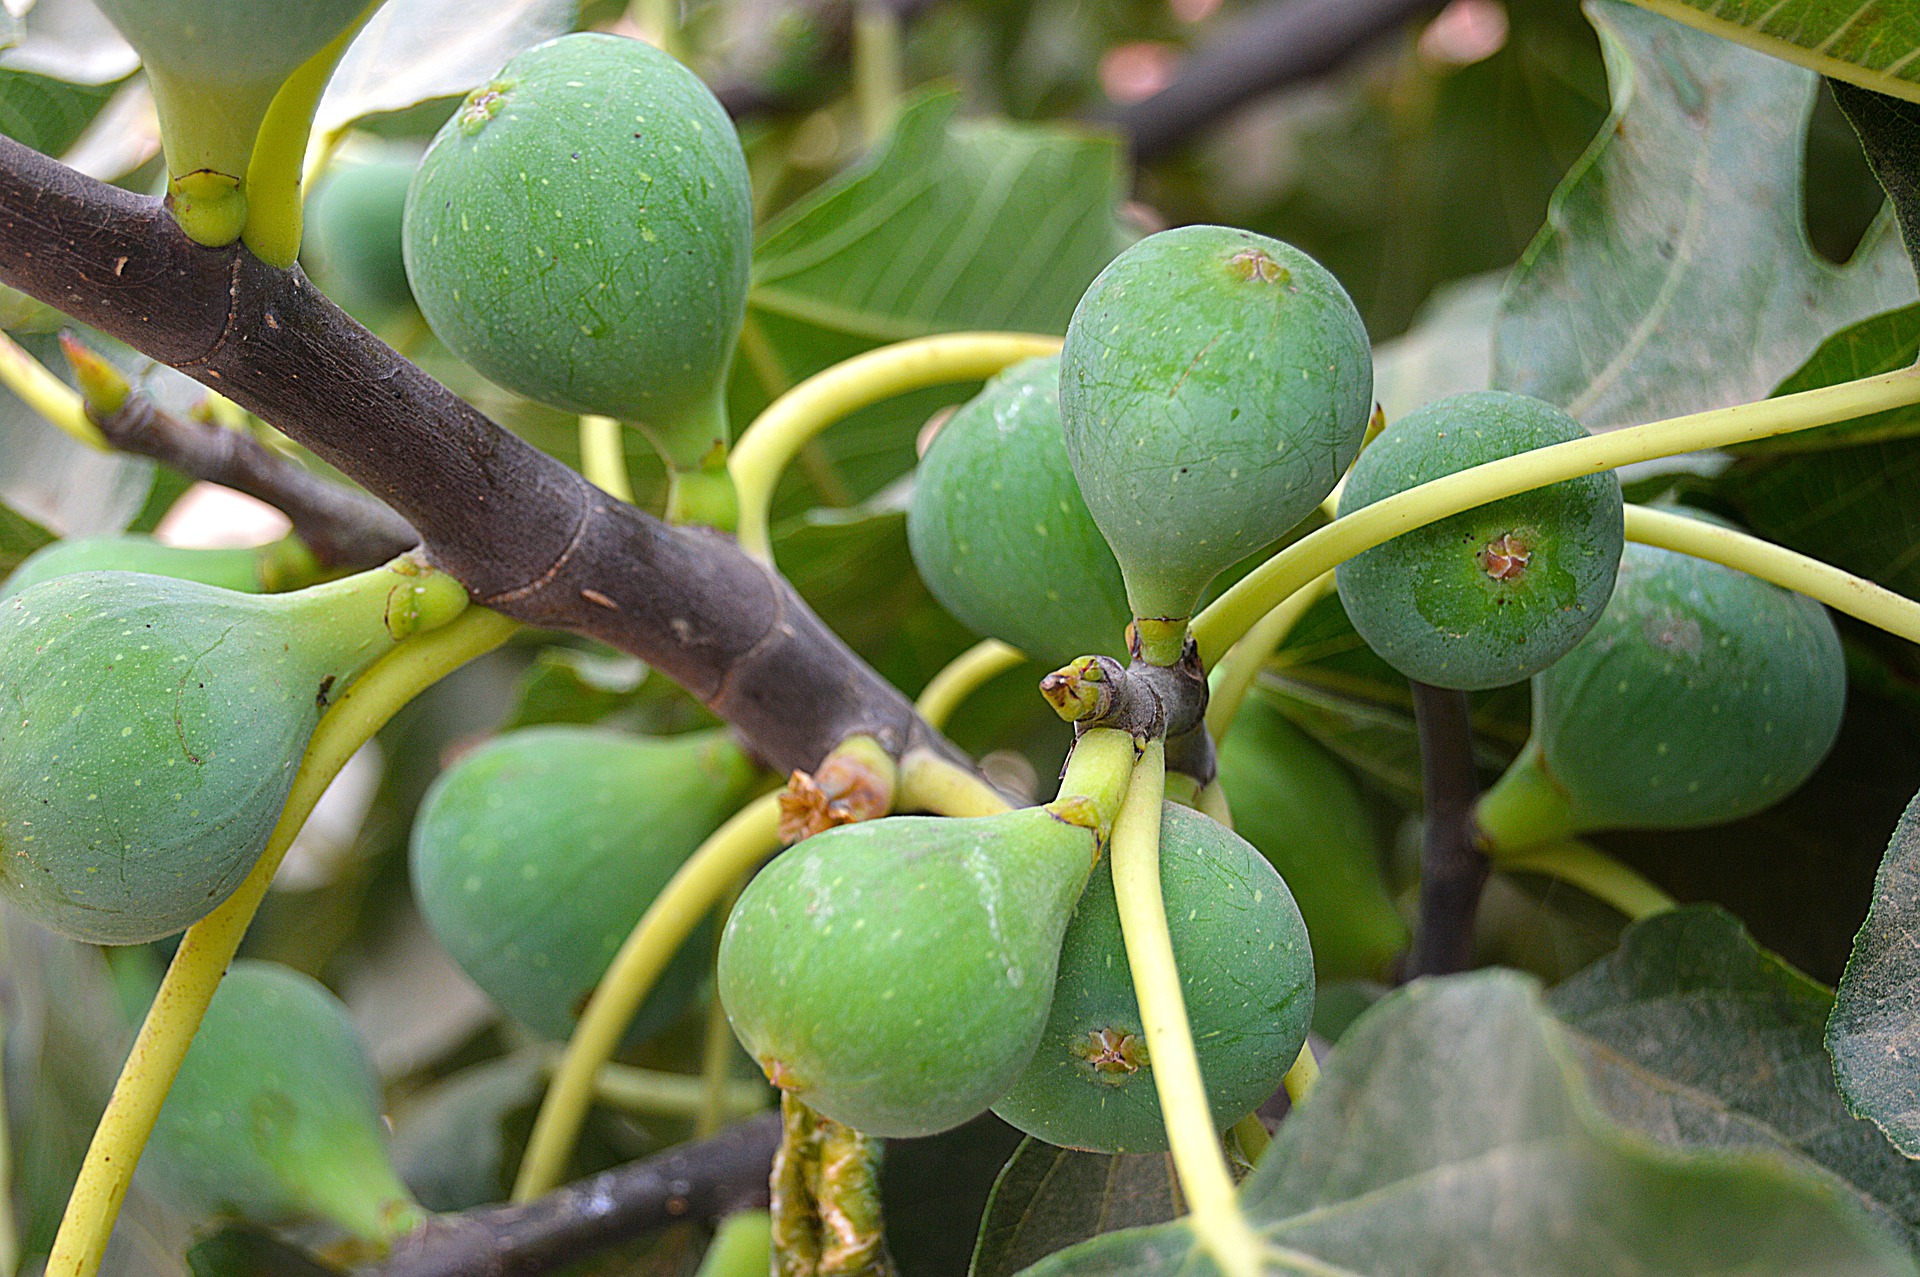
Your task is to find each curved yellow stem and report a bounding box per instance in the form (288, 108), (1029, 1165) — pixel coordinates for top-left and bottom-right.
(241, 0), (387, 268)
(514, 792), (786, 1200)
(579, 415), (636, 504)
(1203, 572), (1335, 743)
(0, 332), (103, 449)
(1494, 838), (1677, 922)
(1281, 1041), (1320, 1105)
(1625, 504), (1920, 644)
(914, 638), (1025, 731)
(728, 333), (1060, 559)
(896, 750), (1012, 818)
(1191, 367), (1920, 666)
(576, 1058), (766, 1122)
(695, 873), (752, 1138)
(1109, 740), (1261, 1277)
(46, 605), (517, 1277)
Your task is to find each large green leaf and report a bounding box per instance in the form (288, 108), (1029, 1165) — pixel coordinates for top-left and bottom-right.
(969, 1141), (1180, 1277)
(0, 497), (51, 578)
(1551, 906), (1920, 1245)
(1018, 973), (1916, 1277)
(1494, 0), (1916, 431)
(1625, 1), (1920, 106)
(736, 89), (1128, 510)
(1733, 302), (1920, 454)
(1831, 788), (1920, 1157)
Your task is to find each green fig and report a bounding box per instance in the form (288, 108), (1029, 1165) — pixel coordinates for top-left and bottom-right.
(1335, 391), (1624, 691)
(410, 725), (760, 1044)
(1214, 694), (1406, 981)
(0, 560), (465, 944)
(90, 0), (370, 244)
(305, 158), (419, 325)
(141, 960), (423, 1243)
(991, 803), (1312, 1153)
(1476, 535), (1847, 849)
(718, 806), (1102, 1138)
(1060, 225), (1373, 662)
(906, 355), (1131, 666)
(1, 534), (317, 600)
(404, 33), (753, 467)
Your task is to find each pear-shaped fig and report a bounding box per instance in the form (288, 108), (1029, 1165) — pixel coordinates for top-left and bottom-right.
(991, 803), (1312, 1152)
(718, 805), (1100, 1137)
(1060, 225), (1373, 661)
(141, 960), (423, 1244)
(0, 561), (464, 943)
(1335, 391), (1624, 691)
(404, 33), (752, 466)
(1215, 694), (1405, 980)
(411, 726), (759, 1044)
(1476, 535), (1847, 848)
(907, 355), (1131, 665)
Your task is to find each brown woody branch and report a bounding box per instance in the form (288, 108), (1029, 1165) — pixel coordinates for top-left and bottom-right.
(1408, 680), (1487, 977)
(370, 1112), (780, 1277)
(81, 378), (419, 569)
(0, 135), (962, 776)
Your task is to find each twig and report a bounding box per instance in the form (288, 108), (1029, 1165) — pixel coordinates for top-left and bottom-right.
(0, 135), (962, 777)
(89, 390), (417, 569)
(1408, 680), (1486, 977)
(371, 1113), (780, 1277)
(1113, 0), (1447, 162)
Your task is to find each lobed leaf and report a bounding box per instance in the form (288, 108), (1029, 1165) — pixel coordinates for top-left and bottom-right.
(969, 1140), (1180, 1277)
(1494, 0), (1916, 431)
(1017, 973), (1916, 1276)
(1832, 788), (1920, 1158)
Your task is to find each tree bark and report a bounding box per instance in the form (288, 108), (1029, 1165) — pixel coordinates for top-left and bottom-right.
(0, 136), (962, 775)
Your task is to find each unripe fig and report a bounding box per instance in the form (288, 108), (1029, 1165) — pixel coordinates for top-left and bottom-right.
(3, 536), (273, 599)
(404, 34), (753, 465)
(411, 726), (759, 1044)
(141, 961), (423, 1243)
(1214, 695), (1405, 980)
(90, 0), (369, 243)
(1060, 226), (1373, 661)
(1477, 536), (1847, 848)
(907, 355), (1131, 665)
(991, 803), (1312, 1152)
(718, 806), (1101, 1137)
(1335, 391), (1624, 691)
(0, 561), (464, 943)
(306, 158), (418, 325)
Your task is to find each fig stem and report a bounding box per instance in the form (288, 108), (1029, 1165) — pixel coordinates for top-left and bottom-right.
(897, 749), (1012, 817)
(516, 791), (786, 1201)
(1491, 839), (1677, 922)
(1203, 571), (1335, 743)
(1109, 739), (1264, 1277)
(729, 332), (1059, 559)
(46, 606), (518, 1277)
(1191, 364), (1920, 667)
(579, 415), (637, 504)
(239, 0), (386, 269)
(1053, 726), (1140, 837)
(564, 1056), (768, 1121)
(1196, 777), (1233, 828)
(1281, 1041), (1320, 1105)
(914, 637), (1025, 731)
(0, 330), (104, 449)
(1473, 738), (1578, 854)
(1625, 503), (1920, 645)
(852, 0), (906, 144)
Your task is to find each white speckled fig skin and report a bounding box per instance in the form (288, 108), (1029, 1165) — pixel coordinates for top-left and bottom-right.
(1060, 225), (1374, 630)
(404, 33), (752, 462)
